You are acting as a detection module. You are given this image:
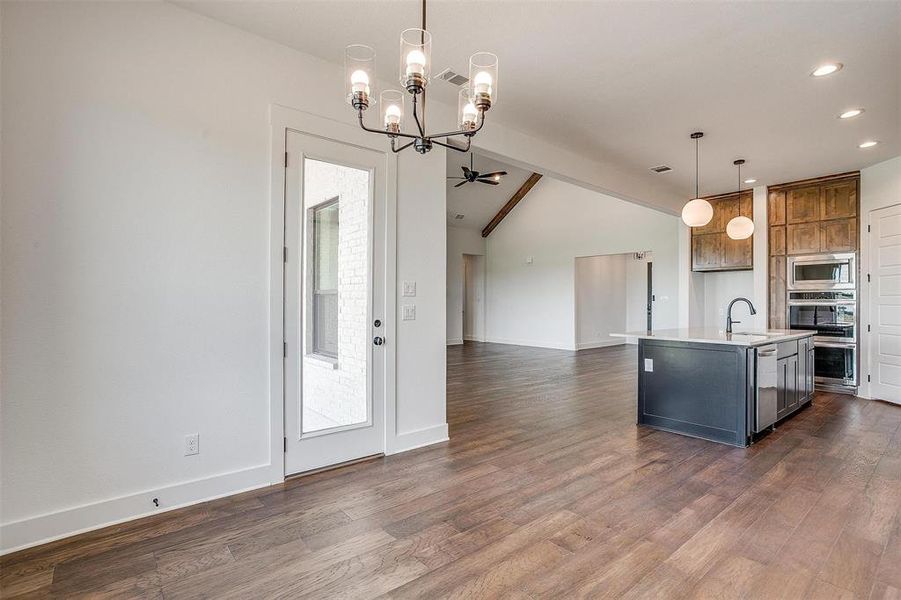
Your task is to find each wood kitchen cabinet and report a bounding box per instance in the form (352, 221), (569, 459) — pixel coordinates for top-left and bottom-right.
(691, 191), (753, 272)
(766, 172), (860, 328)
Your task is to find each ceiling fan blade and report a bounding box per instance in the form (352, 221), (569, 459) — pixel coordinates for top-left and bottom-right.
(461, 166), (472, 177)
(454, 180), (468, 188)
(447, 176), (467, 180)
(476, 179), (500, 185)
(478, 171), (508, 179)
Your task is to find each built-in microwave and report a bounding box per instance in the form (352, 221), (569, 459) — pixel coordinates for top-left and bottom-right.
(787, 253), (856, 290)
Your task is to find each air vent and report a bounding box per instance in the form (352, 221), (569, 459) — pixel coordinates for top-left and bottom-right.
(436, 68), (469, 87)
(454, 214), (465, 220)
(650, 165), (673, 174)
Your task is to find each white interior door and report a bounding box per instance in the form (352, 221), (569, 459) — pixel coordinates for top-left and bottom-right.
(284, 130), (386, 475)
(869, 203), (901, 405)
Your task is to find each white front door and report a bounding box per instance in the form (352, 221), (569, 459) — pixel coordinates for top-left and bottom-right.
(284, 130), (386, 475)
(869, 203), (901, 405)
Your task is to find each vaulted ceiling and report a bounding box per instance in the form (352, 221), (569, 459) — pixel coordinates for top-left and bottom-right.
(445, 152), (530, 231)
(176, 0), (901, 209)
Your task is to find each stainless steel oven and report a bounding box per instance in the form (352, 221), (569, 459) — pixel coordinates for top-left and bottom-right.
(787, 253), (856, 290)
(787, 290), (856, 343)
(787, 288), (858, 390)
(813, 342), (857, 388)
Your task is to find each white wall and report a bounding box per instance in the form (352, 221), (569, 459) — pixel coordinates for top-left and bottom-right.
(0, 1), (447, 553)
(859, 156), (901, 399)
(446, 226), (486, 344)
(701, 271), (756, 331)
(486, 177), (681, 350)
(575, 255), (627, 349)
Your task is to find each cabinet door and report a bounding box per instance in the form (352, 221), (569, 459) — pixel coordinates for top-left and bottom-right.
(692, 233), (722, 270)
(820, 218), (857, 252)
(776, 357), (788, 417)
(769, 190), (786, 226)
(786, 354), (800, 411)
(770, 225), (786, 256)
(808, 346), (815, 401)
(694, 199), (723, 235)
(787, 222), (821, 254)
(787, 186), (820, 223)
(769, 256), (787, 329)
(821, 180), (857, 220)
(723, 236), (752, 269)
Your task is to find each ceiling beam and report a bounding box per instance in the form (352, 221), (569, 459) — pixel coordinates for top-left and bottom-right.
(481, 173), (543, 238)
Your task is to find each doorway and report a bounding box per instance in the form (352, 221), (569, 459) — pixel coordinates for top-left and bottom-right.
(574, 251), (653, 348)
(463, 254), (486, 341)
(283, 130), (388, 475)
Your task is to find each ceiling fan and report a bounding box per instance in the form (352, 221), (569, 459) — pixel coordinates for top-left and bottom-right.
(448, 153), (507, 188)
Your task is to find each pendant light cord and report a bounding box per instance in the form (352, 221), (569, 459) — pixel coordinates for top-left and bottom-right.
(695, 136), (700, 199)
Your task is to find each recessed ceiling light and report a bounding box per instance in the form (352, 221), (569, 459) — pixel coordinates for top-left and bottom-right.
(859, 140), (879, 149)
(811, 63), (842, 77)
(839, 108), (864, 119)
(744, 178), (757, 184)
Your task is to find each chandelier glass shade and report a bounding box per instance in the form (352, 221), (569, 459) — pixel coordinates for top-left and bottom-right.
(345, 0), (497, 155)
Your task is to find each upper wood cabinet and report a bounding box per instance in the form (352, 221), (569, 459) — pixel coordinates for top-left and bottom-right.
(786, 186), (820, 223)
(691, 191), (753, 272)
(821, 180), (857, 220)
(767, 172), (860, 329)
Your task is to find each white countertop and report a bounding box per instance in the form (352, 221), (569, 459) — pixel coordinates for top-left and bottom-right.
(610, 328), (817, 347)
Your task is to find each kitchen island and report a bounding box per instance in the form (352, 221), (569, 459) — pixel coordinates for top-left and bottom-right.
(610, 329), (816, 447)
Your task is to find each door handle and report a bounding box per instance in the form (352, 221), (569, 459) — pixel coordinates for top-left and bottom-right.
(373, 336), (385, 346)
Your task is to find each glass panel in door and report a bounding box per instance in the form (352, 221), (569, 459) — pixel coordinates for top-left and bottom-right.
(301, 158), (370, 434)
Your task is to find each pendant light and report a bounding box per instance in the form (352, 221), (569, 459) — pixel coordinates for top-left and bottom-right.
(681, 132), (714, 227)
(726, 159), (755, 240)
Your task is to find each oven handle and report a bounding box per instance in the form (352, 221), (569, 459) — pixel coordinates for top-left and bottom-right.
(814, 341), (857, 349)
(787, 301), (857, 306)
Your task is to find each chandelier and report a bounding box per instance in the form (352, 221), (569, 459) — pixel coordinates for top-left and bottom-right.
(344, 0), (498, 155)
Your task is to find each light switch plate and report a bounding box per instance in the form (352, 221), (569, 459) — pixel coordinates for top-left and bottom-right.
(402, 281), (416, 297)
(644, 358), (654, 372)
(402, 304), (416, 321)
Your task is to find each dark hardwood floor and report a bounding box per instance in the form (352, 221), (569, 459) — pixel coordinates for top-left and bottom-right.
(3, 342), (900, 598)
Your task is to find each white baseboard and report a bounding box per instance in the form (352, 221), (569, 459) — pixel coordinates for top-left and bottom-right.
(576, 339), (626, 350)
(0, 464), (272, 555)
(387, 423), (449, 455)
(446, 338), (463, 346)
(462, 335), (485, 342)
(484, 337), (575, 351)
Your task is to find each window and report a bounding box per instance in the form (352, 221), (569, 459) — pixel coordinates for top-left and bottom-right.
(312, 199), (339, 358)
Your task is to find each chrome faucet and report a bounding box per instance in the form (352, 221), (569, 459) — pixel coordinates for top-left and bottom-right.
(726, 297), (757, 334)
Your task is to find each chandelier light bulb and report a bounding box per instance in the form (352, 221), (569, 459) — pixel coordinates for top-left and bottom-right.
(462, 102), (478, 121)
(405, 50), (426, 77)
(350, 69), (370, 94)
(384, 104), (401, 125)
(681, 198), (714, 228)
(473, 71), (493, 96)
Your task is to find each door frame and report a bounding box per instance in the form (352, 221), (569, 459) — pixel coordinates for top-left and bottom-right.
(268, 104), (398, 482)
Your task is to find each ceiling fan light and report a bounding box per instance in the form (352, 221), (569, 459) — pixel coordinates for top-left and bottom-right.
(681, 198), (714, 227)
(726, 216), (755, 240)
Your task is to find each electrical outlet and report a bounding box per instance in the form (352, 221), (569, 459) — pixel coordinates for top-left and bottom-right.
(644, 358), (654, 372)
(185, 434), (199, 456)
(402, 304), (416, 321)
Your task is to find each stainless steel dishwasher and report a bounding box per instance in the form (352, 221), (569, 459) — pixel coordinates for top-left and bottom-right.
(755, 344), (778, 432)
